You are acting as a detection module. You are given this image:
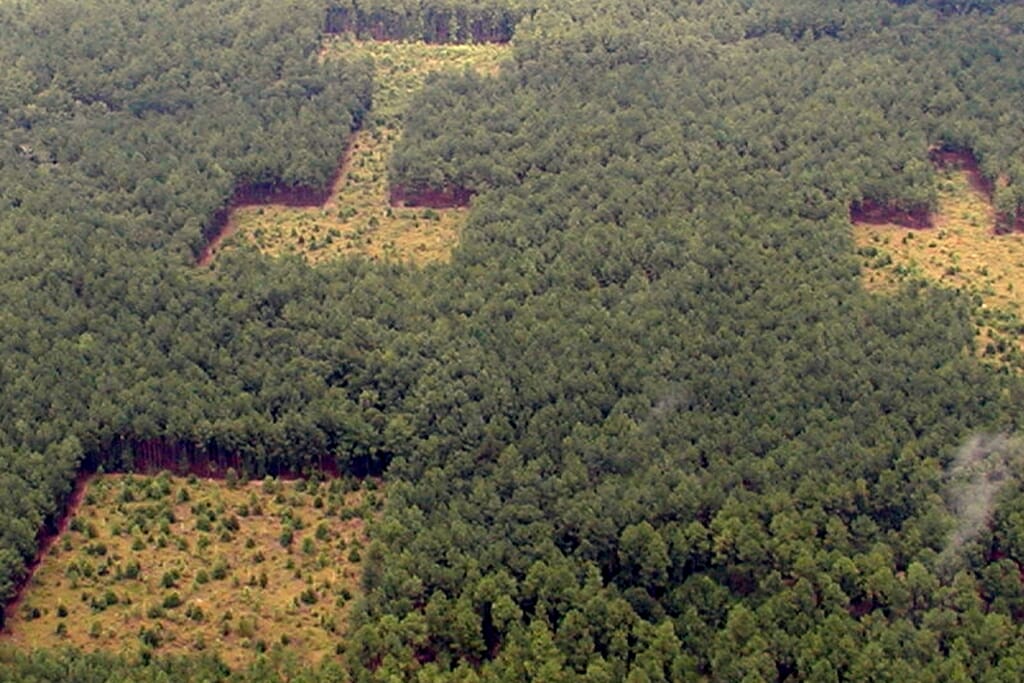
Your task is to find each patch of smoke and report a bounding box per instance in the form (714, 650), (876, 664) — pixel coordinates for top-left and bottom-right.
(937, 434), (1019, 576)
(650, 384), (693, 419)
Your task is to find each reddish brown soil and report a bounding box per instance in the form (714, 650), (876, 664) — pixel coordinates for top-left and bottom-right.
(106, 437), (354, 480)
(850, 199), (933, 229)
(197, 206), (238, 267)
(389, 184), (473, 209)
(3, 473), (91, 627)
(323, 7), (513, 44)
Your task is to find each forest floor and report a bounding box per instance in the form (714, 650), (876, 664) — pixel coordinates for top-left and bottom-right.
(854, 160), (1024, 368)
(0, 473), (380, 668)
(218, 40), (508, 266)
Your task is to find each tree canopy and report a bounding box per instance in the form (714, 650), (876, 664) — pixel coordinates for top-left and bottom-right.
(3, 0), (1024, 680)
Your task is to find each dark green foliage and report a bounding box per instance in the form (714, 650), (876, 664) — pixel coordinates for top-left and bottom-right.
(160, 570), (180, 589)
(4, 0), (1024, 680)
(138, 626), (162, 648)
(120, 561), (142, 580)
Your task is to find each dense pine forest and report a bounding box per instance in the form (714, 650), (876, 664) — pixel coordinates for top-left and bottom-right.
(5, 0), (1024, 679)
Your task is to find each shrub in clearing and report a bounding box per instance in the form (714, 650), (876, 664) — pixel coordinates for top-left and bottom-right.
(160, 569), (180, 588)
(122, 560), (142, 579)
(211, 558), (229, 580)
(139, 627), (161, 648)
(237, 616), (256, 638)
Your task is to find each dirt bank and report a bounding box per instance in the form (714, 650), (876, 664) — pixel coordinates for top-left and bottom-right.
(850, 199), (933, 229)
(389, 183), (474, 209)
(3, 473), (91, 628)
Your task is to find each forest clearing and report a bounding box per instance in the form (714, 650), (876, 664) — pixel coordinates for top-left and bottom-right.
(1, 474), (378, 668)
(854, 158), (1024, 369)
(212, 40), (508, 266)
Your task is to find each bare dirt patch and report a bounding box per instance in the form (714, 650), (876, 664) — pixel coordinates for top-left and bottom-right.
(197, 177), (344, 267)
(929, 148), (993, 198)
(0, 473), (380, 668)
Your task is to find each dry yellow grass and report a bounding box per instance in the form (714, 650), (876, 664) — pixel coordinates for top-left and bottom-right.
(219, 40), (509, 266)
(1, 473), (380, 668)
(228, 127), (465, 266)
(854, 164), (1024, 368)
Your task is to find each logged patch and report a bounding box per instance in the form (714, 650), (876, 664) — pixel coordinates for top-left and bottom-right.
(204, 40), (508, 267)
(1, 474), (380, 668)
(854, 155), (1024, 369)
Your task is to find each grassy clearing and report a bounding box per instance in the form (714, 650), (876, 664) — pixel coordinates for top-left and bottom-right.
(342, 40), (508, 128)
(1, 473), (380, 668)
(854, 164), (1024, 369)
(222, 39), (509, 266)
(229, 127), (465, 265)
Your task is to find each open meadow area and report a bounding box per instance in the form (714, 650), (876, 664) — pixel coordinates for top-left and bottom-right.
(1, 474), (379, 668)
